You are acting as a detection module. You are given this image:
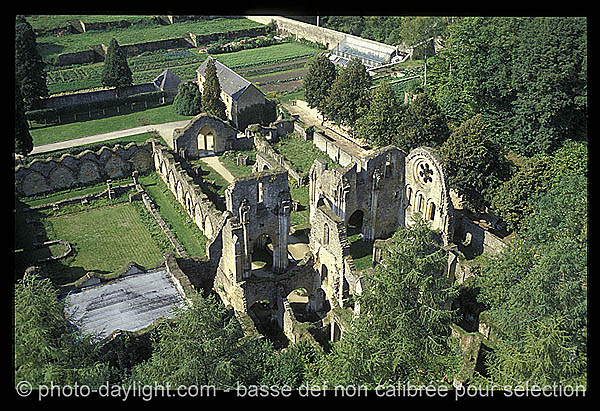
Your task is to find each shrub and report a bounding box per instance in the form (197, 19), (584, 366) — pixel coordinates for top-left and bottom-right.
(173, 82), (202, 116)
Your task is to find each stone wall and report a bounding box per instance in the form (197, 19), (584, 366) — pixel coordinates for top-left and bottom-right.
(42, 83), (158, 110)
(312, 130), (359, 167)
(454, 211), (507, 256)
(309, 146), (406, 242)
(51, 26), (269, 66)
(172, 113), (241, 158)
(252, 132), (305, 184)
(152, 142), (227, 262)
(15, 141), (154, 197)
(404, 147), (454, 245)
(246, 16), (346, 50)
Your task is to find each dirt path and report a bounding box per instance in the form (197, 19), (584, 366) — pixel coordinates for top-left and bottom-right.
(198, 155), (235, 184)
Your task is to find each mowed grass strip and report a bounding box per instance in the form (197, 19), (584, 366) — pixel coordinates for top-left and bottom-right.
(47, 202), (165, 274)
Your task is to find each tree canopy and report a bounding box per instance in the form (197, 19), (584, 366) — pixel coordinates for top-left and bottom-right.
(303, 53), (337, 119)
(322, 58), (371, 131)
(427, 17), (587, 156)
(476, 173), (587, 387)
(173, 82), (202, 116)
(310, 217), (461, 388)
(101, 38), (133, 92)
(201, 58), (227, 121)
(15, 15), (48, 111)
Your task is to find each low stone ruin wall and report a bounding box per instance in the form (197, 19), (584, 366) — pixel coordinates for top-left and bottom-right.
(14, 142), (155, 197)
(152, 142), (227, 263)
(312, 130), (360, 167)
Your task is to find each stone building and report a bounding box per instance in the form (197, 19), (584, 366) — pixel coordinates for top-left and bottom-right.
(196, 57), (267, 130)
(307, 145), (455, 329)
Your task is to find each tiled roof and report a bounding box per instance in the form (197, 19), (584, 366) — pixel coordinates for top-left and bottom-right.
(197, 57), (251, 101)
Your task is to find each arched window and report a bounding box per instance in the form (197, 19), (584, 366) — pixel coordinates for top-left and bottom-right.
(427, 201), (436, 220)
(406, 186), (413, 207)
(417, 193), (424, 213)
(323, 224), (330, 245)
(257, 182), (263, 203)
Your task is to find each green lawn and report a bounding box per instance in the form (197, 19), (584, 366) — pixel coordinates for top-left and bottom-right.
(218, 150), (257, 179)
(273, 132), (340, 174)
(139, 173), (208, 258)
(35, 17), (264, 61)
(348, 233), (373, 272)
(29, 105), (193, 146)
(45, 202), (166, 284)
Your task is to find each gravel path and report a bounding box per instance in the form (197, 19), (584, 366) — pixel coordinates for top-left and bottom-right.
(30, 120), (191, 155)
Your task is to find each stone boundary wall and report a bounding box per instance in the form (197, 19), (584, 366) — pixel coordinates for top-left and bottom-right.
(42, 83), (158, 110)
(15, 142), (155, 197)
(312, 130), (360, 167)
(454, 211), (507, 256)
(152, 142), (228, 262)
(51, 26), (268, 66)
(246, 16), (398, 58)
(247, 16), (345, 50)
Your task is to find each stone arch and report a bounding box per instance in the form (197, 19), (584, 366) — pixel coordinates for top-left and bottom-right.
(172, 113), (237, 158)
(20, 171), (49, 196)
(49, 166), (75, 190)
(415, 190), (426, 214)
(405, 147), (454, 244)
(176, 180), (185, 203)
(168, 171), (177, 192)
(347, 209), (364, 235)
(194, 204), (204, 227)
(160, 160), (169, 179)
(251, 232), (279, 272)
(78, 160), (100, 184)
(185, 192), (194, 216)
(405, 184), (414, 208)
(197, 124), (216, 153)
(426, 198), (436, 221)
(204, 216), (214, 239)
(105, 154), (128, 179)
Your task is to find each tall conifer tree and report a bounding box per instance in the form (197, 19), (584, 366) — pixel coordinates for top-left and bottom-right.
(201, 58), (227, 120)
(101, 38), (133, 94)
(15, 15), (48, 111)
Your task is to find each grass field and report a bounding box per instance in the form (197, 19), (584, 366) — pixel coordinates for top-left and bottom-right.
(35, 17), (263, 61)
(29, 104), (193, 146)
(46, 202), (166, 284)
(273, 132), (340, 174)
(139, 172), (208, 258)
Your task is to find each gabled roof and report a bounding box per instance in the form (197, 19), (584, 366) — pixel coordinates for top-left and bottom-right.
(153, 68), (181, 91)
(197, 56), (252, 101)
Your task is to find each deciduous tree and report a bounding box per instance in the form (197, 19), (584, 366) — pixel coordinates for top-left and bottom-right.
(303, 53), (337, 121)
(323, 58), (371, 131)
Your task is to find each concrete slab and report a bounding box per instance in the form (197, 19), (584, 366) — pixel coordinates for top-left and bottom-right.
(64, 268), (185, 339)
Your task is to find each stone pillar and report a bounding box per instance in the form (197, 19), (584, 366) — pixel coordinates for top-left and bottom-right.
(106, 179), (114, 200)
(366, 169), (382, 241)
(238, 199), (252, 279)
(273, 197), (291, 274)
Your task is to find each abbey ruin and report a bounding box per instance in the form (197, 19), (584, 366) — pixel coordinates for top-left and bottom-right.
(16, 38), (502, 360)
